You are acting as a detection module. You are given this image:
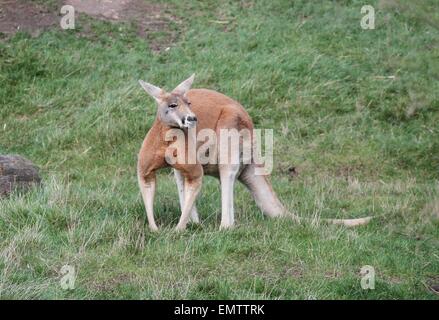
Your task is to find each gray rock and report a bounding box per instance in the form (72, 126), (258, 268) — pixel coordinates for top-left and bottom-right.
(0, 155), (41, 198)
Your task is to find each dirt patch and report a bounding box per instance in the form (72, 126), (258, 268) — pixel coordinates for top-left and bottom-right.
(335, 163), (367, 179)
(0, 0), (58, 37)
(65, 0), (128, 20)
(285, 264), (305, 279)
(65, 0), (179, 51)
(287, 166), (299, 178)
(0, 0), (179, 51)
(88, 273), (136, 292)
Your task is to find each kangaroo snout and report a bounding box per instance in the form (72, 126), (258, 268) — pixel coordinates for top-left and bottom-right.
(186, 115), (197, 122)
(183, 115), (197, 128)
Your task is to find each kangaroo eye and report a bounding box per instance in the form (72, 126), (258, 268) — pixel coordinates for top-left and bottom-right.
(168, 103), (178, 109)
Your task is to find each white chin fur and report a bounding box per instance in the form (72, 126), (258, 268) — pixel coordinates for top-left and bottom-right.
(183, 121), (196, 129)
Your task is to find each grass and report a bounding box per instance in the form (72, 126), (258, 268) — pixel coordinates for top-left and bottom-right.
(0, 0), (438, 299)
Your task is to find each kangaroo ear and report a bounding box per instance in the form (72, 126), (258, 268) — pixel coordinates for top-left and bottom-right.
(173, 74), (195, 96)
(139, 80), (163, 101)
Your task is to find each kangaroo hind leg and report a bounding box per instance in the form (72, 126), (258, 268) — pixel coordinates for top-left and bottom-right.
(138, 171), (159, 231)
(174, 169), (200, 223)
(175, 165), (203, 231)
(219, 164), (240, 229)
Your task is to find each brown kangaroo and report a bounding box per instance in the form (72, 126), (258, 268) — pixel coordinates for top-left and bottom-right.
(137, 74), (371, 231)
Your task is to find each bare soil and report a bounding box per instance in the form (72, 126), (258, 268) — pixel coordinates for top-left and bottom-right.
(0, 0), (57, 37)
(0, 0), (178, 50)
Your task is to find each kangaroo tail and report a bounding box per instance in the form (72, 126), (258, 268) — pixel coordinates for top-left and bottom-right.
(239, 165), (372, 227)
(320, 216), (372, 227)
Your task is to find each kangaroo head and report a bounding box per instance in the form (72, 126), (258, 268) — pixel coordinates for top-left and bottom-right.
(139, 74), (197, 129)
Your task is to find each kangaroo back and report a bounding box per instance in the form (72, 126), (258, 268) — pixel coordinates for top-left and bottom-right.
(187, 89), (253, 132)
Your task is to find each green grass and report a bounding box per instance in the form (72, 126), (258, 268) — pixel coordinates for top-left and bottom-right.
(0, 0), (438, 299)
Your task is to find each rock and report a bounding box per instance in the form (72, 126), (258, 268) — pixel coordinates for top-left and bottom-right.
(0, 155), (41, 198)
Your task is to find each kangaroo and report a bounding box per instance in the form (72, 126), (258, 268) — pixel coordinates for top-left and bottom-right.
(137, 74), (371, 231)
